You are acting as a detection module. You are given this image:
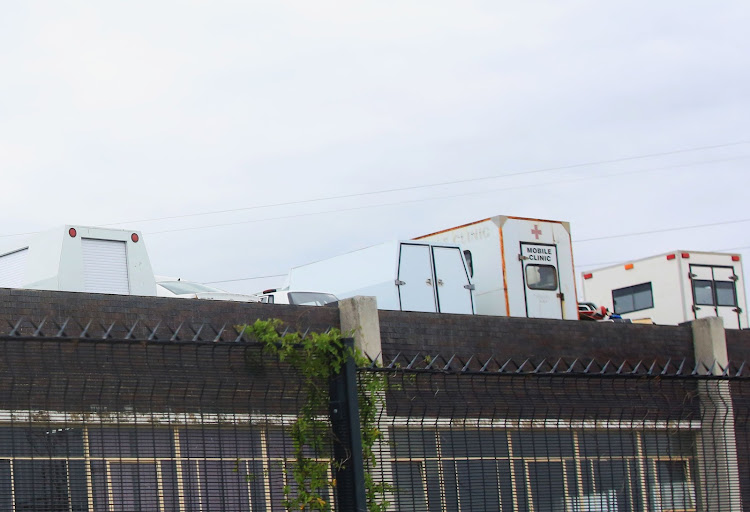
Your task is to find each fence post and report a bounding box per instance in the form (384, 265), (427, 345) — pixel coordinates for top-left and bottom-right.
(691, 317), (742, 510)
(329, 337), (367, 511)
(339, 296), (382, 365)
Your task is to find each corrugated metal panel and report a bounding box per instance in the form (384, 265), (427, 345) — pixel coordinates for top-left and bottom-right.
(0, 248), (28, 288)
(82, 238), (129, 295)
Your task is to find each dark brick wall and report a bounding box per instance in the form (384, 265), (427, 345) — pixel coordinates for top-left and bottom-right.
(726, 328), (750, 362)
(378, 311), (695, 362)
(0, 288), (340, 337)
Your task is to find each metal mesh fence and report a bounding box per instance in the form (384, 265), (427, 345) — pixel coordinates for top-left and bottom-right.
(360, 355), (750, 512)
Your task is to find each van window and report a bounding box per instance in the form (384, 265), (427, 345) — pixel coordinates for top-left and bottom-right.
(715, 281), (737, 307)
(463, 250), (474, 278)
(612, 282), (653, 314)
(525, 265), (558, 291)
(692, 280), (715, 306)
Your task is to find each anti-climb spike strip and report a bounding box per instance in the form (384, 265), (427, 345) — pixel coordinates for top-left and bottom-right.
(424, 354), (439, 370)
(565, 359), (580, 373)
(407, 353), (421, 370)
(125, 320), (139, 340)
(443, 354), (456, 371)
(499, 359), (514, 373)
(55, 318), (70, 338)
(370, 352), (382, 369)
(516, 359), (532, 373)
(192, 323), (206, 342)
(213, 324), (227, 343)
(480, 356), (493, 373)
(8, 318), (25, 337)
(386, 352), (403, 369)
(33, 318), (47, 338)
(170, 323), (184, 342)
(147, 321), (162, 341)
(737, 361), (747, 377)
(101, 322), (116, 340)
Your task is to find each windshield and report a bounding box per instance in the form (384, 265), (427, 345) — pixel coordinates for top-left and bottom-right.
(288, 292), (338, 306)
(159, 281), (223, 295)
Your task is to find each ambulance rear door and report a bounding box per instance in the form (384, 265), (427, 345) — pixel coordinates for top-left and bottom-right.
(520, 242), (563, 319)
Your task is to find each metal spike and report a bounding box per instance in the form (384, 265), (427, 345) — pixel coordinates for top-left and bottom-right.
(550, 358), (562, 373)
(647, 360), (658, 376)
(533, 360), (547, 374)
(516, 359), (532, 373)
(425, 354), (439, 370)
(125, 320), (140, 340)
(8, 318), (25, 337)
(406, 353), (421, 370)
(281, 327), (290, 337)
(616, 360), (628, 375)
(630, 361), (643, 375)
(170, 323), (184, 342)
(192, 323), (206, 342)
(386, 352), (403, 369)
(234, 329), (246, 343)
(676, 359), (686, 375)
(213, 324), (227, 343)
(301, 328), (310, 338)
(80, 320), (92, 338)
(101, 322), (116, 340)
(566, 358), (580, 373)
(55, 318), (70, 338)
(498, 358), (514, 373)
(584, 359), (596, 374)
(443, 354), (456, 371)
(479, 356), (494, 373)
(736, 361), (746, 377)
(147, 321), (162, 341)
(660, 358), (672, 376)
(33, 317), (47, 337)
(600, 361), (612, 374)
(461, 355), (475, 373)
(370, 352), (382, 368)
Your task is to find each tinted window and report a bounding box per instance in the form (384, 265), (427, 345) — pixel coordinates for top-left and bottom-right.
(612, 283), (653, 314)
(692, 280), (714, 306)
(288, 292), (338, 306)
(715, 281), (737, 307)
(525, 265), (558, 291)
(463, 250), (474, 278)
(159, 281), (222, 295)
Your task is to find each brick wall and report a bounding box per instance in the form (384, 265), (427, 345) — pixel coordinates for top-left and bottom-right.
(378, 310), (695, 362)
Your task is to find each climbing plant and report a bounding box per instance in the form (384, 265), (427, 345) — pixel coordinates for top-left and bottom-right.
(243, 319), (393, 512)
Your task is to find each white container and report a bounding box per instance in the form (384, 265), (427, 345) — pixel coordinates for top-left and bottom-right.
(581, 251), (747, 329)
(416, 215), (578, 320)
(285, 240), (474, 314)
(0, 225), (156, 296)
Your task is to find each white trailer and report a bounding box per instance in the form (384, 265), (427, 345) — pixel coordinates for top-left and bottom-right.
(415, 215), (578, 320)
(0, 225), (156, 296)
(285, 240), (475, 314)
(581, 251), (748, 329)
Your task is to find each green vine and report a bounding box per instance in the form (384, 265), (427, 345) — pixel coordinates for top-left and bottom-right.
(243, 319), (393, 511)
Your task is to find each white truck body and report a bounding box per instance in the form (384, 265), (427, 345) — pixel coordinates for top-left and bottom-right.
(285, 240), (475, 314)
(582, 251), (748, 329)
(416, 215), (578, 320)
(0, 225), (156, 296)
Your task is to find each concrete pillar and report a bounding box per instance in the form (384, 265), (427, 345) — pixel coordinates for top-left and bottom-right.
(691, 317), (742, 510)
(339, 296), (383, 364)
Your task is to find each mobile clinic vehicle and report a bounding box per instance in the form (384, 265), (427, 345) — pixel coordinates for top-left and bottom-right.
(282, 240), (474, 314)
(415, 215), (578, 320)
(0, 225), (156, 295)
(581, 251), (748, 329)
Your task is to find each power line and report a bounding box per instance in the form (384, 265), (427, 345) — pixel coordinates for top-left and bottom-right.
(574, 218), (750, 244)
(144, 155), (750, 236)
(101, 139), (750, 227)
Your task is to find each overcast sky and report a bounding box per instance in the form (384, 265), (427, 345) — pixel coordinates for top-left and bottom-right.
(1, 1), (748, 301)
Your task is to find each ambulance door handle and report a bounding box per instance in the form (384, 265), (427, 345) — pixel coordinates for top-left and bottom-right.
(464, 284), (476, 290)
(735, 307), (743, 313)
(395, 280), (405, 286)
(693, 305), (701, 312)
(426, 278), (433, 286)
(731, 275), (739, 282)
(437, 279), (444, 286)
(518, 254), (529, 261)
(556, 292), (565, 300)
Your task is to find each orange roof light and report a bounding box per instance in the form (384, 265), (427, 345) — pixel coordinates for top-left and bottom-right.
(624, 263), (634, 270)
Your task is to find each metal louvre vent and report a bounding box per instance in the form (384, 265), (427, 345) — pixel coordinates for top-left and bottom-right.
(0, 248), (29, 288)
(81, 238), (129, 295)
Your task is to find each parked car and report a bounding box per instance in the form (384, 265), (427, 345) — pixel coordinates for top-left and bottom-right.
(156, 276), (261, 302)
(256, 288), (338, 306)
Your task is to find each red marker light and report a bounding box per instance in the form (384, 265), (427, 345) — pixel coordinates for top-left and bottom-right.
(68, 228), (77, 238)
(666, 254), (676, 260)
(681, 252), (690, 259)
(131, 233), (139, 243)
(732, 255), (741, 262)
(583, 273), (593, 280)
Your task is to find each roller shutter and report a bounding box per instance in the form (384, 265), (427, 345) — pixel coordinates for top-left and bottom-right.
(82, 238), (129, 294)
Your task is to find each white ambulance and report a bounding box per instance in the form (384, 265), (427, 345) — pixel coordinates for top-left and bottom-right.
(284, 240), (475, 314)
(581, 251), (747, 329)
(415, 215), (578, 320)
(0, 225), (156, 296)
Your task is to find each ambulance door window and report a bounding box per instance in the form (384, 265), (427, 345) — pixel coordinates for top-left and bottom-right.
(463, 250), (474, 278)
(692, 280), (715, 306)
(525, 265), (558, 291)
(715, 281), (737, 307)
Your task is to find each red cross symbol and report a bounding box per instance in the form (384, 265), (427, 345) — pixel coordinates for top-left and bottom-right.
(531, 225), (542, 239)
